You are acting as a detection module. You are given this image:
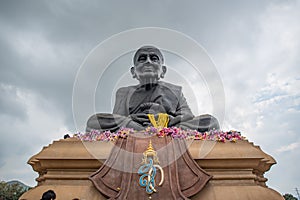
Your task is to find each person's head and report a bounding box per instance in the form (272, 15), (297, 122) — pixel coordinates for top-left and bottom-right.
(41, 190), (56, 200)
(64, 134), (70, 139)
(131, 46), (167, 84)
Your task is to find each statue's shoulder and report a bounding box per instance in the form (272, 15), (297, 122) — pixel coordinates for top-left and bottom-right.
(159, 81), (182, 92)
(115, 85), (137, 94)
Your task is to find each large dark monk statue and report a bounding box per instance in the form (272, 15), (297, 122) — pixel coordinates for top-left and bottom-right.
(86, 46), (219, 132)
(88, 46), (219, 199)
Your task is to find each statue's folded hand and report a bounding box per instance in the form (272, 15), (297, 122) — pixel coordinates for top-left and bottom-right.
(139, 102), (166, 114)
(130, 113), (150, 125)
(168, 115), (179, 126)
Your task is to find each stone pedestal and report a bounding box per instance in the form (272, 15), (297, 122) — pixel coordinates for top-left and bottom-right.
(20, 138), (283, 200)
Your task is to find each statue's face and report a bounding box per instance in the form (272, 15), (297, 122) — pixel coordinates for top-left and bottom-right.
(133, 48), (164, 81)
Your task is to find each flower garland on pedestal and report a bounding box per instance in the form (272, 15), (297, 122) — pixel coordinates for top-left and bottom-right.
(74, 126), (245, 143)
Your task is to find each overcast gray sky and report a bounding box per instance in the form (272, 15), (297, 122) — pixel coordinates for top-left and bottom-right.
(0, 0), (299, 196)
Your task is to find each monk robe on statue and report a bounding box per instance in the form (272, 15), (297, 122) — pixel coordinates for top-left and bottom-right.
(87, 46), (219, 199)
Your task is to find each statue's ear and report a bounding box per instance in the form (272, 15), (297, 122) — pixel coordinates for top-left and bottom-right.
(130, 67), (136, 78)
(160, 65), (167, 79)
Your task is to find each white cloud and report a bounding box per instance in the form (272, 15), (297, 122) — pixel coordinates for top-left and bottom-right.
(276, 142), (300, 153)
(207, 1), (300, 194)
(0, 87), (68, 186)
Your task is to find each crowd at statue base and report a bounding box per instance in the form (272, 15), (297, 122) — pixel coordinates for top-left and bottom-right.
(20, 137), (284, 200)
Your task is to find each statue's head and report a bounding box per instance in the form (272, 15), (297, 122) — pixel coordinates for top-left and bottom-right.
(131, 46), (167, 83)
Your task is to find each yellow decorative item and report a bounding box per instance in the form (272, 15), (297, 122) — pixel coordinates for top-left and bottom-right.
(147, 113), (169, 128)
(141, 140), (159, 164)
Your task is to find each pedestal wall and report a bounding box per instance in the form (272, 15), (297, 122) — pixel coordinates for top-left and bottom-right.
(20, 138), (284, 200)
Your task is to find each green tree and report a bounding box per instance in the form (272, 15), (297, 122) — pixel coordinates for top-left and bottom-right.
(0, 181), (30, 200)
(283, 193), (298, 200)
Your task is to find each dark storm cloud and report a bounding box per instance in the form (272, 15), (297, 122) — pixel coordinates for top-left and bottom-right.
(0, 84), (27, 120)
(0, 1), (93, 129)
(0, 0), (272, 125)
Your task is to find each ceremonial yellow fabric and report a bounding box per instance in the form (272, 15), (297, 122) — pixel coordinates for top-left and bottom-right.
(148, 113), (169, 128)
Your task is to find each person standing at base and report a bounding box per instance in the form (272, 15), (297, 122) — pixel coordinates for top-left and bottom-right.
(40, 190), (56, 200)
